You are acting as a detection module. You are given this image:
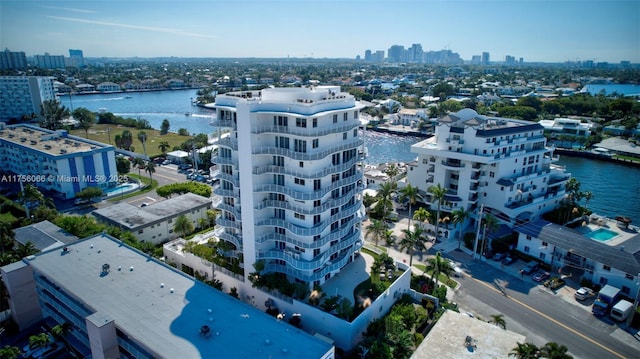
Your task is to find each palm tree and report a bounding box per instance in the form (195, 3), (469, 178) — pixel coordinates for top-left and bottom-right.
(51, 322), (73, 339)
(16, 242), (38, 258)
(158, 140), (171, 154)
(412, 207), (432, 232)
(399, 183), (423, 231)
(583, 191), (593, 213)
(481, 214), (500, 258)
(383, 163), (399, 180)
(377, 181), (397, 221)
(428, 183), (448, 240)
(510, 342), (539, 359)
(144, 161), (156, 184)
(452, 207), (469, 249)
(399, 226), (426, 267)
(425, 252), (452, 287)
(0, 221), (15, 254)
(382, 228), (396, 246)
(365, 219), (387, 246)
(137, 131), (148, 158)
(131, 157), (145, 178)
(539, 342), (573, 359)
(490, 314), (507, 329)
(173, 214), (194, 238)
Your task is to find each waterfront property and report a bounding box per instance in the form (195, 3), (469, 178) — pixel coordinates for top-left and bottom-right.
(407, 109), (570, 233)
(209, 86), (366, 288)
(0, 76), (56, 121)
(0, 123), (118, 199)
(92, 192), (211, 244)
(0, 233), (335, 359)
(514, 218), (640, 298)
(538, 117), (594, 138)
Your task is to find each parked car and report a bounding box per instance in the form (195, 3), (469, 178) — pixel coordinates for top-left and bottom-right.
(501, 256), (516, 265)
(532, 271), (550, 282)
(140, 202), (149, 207)
(575, 287), (595, 301)
(162, 160), (171, 165)
(492, 252), (507, 261)
(520, 261), (540, 275)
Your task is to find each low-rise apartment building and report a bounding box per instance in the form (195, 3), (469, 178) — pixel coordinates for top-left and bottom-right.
(92, 193), (211, 244)
(0, 124), (118, 199)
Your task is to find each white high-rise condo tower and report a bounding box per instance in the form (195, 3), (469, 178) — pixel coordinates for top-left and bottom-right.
(210, 86), (366, 288)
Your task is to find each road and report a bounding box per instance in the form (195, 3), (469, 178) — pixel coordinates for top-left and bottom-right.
(447, 251), (640, 359)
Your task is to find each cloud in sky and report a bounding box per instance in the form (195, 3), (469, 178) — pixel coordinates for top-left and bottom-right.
(47, 16), (217, 39)
(41, 6), (97, 14)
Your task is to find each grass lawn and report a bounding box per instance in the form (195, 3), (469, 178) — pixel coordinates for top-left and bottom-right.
(413, 264), (457, 289)
(70, 124), (192, 157)
(0, 211), (19, 225)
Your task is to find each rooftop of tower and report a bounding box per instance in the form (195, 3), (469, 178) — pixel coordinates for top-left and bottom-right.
(439, 108), (543, 137)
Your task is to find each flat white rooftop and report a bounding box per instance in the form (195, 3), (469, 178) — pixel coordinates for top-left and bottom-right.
(26, 234), (333, 359)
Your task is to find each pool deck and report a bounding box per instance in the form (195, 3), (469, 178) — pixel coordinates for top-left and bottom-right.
(578, 215), (639, 246)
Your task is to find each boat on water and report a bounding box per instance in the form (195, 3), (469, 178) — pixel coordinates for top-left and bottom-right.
(185, 112), (192, 116)
(124, 95), (132, 99)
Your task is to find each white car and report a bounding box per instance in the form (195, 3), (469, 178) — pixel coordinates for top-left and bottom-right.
(575, 287), (595, 301)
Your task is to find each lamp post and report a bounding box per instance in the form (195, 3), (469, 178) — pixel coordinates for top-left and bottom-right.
(626, 273), (640, 330)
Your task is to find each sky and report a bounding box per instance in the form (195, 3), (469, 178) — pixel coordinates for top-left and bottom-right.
(1, 0), (638, 63)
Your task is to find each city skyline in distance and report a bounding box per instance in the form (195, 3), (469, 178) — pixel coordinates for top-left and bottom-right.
(1, 0), (638, 63)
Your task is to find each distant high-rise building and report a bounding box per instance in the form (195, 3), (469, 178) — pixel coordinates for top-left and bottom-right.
(372, 50), (385, 63)
(0, 76), (56, 121)
(69, 49), (85, 67)
(505, 55), (516, 66)
(408, 44), (423, 63)
(387, 45), (405, 63)
(620, 61), (631, 68)
(424, 50), (463, 65)
(482, 52), (490, 65)
(471, 55), (482, 65)
(34, 53), (66, 69)
(364, 50), (372, 62)
(0, 49), (27, 70)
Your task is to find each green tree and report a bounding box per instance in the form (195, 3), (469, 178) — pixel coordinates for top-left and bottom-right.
(0, 222), (15, 254)
(377, 181), (397, 221)
(510, 342), (539, 359)
(490, 314), (507, 329)
(400, 226), (426, 267)
(452, 206), (469, 249)
(583, 191), (593, 212)
(540, 342), (573, 359)
(384, 163), (399, 179)
(28, 332), (51, 350)
(137, 131), (148, 158)
(413, 207), (432, 230)
(116, 156), (131, 175)
(160, 119), (171, 135)
(39, 99), (70, 130)
(173, 214), (194, 238)
(0, 345), (21, 359)
(120, 130), (134, 150)
(481, 214), (500, 257)
(144, 161), (156, 183)
(16, 241), (38, 258)
(19, 184), (45, 219)
(132, 157), (145, 178)
(428, 183), (448, 240)
(72, 107), (96, 138)
(431, 82), (455, 98)
(366, 219), (387, 246)
(425, 252), (452, 287)
(75, 187), (104, 203)
(178, 128), (189, 136)
(399, 183), (423, 232)
(158, 141), (171, 154)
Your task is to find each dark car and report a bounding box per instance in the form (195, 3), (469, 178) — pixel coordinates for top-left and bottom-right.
(492, 252), (507, 261)
(501, 256), (516, 265)
(532, 271), (550, 282)
(520, 261), (541, 275)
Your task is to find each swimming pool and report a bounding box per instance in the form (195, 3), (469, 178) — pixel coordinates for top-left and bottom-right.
(103, 183), (140, 197)
(584, 228), (619, 241)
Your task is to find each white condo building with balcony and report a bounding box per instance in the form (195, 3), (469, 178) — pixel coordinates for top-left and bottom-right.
(210, 86), (366, 288)
(407, 109), (570, 228)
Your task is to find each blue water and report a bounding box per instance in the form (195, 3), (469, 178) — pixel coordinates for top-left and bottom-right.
(586, 228), (619, 241)
(581, 84), (640, 97)
(59, 89), (215, 136)
(59, 90), (640, 223)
